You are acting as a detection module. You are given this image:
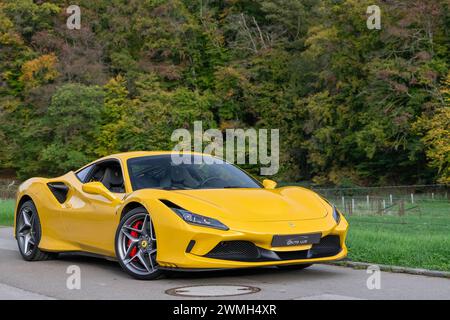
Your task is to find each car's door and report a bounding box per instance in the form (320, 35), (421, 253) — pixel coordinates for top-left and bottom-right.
(62, 159), (126, 256)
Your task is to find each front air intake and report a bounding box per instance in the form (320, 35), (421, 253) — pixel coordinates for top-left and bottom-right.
(205, 241), (261, 261)
(204, 235), (342, 262)
(308, 235), (341, 258)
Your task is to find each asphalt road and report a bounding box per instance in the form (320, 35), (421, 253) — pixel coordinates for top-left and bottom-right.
(0, 227), (448, 300)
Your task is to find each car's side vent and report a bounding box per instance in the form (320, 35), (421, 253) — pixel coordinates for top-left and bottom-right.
(159, 199), (182, 209)
(47, 182), (69, 204)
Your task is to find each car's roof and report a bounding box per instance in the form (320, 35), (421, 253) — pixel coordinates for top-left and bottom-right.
(75, 151), (215, 173)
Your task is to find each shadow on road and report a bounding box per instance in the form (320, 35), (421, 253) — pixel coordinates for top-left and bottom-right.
(56, 252), (340, 281)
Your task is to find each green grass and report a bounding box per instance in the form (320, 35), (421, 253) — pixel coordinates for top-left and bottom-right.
(0, 199), (15, 226)
(346, 200), (450, 271)
(1, 198), (449, 271)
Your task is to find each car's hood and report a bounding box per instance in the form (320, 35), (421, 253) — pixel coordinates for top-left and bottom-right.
(165, 187), (329, 222)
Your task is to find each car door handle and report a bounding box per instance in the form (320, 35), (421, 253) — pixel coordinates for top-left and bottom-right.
(64, 203), (72, 209)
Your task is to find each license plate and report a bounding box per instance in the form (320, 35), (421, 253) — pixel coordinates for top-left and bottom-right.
(272, 233), (321, 247)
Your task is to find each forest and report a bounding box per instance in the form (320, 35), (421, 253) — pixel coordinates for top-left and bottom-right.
(0, 0), (449, 186)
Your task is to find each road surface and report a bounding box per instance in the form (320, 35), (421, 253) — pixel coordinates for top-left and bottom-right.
(0, 227), (448, 300)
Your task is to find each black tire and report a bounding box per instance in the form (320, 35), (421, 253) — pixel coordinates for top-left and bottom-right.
(115, 207), (163, 280)
(16, 200), (58, 261)
(277, 263), (313, 270)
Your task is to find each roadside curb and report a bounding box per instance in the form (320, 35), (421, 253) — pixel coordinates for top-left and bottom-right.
(325, 260), (450, 279)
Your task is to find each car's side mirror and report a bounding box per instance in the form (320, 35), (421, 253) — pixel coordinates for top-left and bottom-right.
(262, 179), (277, 189)
(82, 182), (121, 204)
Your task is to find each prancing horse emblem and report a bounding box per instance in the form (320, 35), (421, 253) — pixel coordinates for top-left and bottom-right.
(288, 222), (296, 227)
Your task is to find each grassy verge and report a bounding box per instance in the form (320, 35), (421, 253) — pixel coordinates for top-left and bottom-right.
(346, 200), (450, 271)
(0, 199), (15, 226)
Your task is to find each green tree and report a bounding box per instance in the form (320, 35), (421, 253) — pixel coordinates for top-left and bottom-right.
(119, 74), (216, 152)
(39, 84), (104, 174)
(95, 75), (131, 156)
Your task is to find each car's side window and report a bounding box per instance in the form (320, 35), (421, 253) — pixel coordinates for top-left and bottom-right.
(99, 163), (125, 193)
(76, 165), (94, 183)
(77, 160), (125, 193)
(85, 161), (125, 193)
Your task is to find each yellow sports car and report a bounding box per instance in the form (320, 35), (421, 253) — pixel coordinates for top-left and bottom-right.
(14, 151), (348, 280)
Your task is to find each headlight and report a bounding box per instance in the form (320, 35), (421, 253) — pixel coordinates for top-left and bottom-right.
(172, 208), (229, 231)
(317, 195), (341, 224)
(332, 206), (341, 224)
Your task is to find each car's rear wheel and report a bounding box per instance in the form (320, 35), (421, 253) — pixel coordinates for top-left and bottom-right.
(277, 263), (313, 270)
(16, 200), (57, 261)
(115, 208), (162, 280)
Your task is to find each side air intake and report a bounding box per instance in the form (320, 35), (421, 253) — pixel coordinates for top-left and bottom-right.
(47, 182), (69, 204)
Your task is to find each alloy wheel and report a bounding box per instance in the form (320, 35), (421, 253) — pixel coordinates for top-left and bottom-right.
(17, 207), (37, 256)
(117, 213), (158, 276)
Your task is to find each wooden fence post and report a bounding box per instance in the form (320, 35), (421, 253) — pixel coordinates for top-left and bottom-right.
(398, 199), (405, 216)
(377, 200), (382, 215)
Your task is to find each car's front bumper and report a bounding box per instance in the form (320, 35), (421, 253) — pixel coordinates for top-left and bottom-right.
(155, 211), (349, 270)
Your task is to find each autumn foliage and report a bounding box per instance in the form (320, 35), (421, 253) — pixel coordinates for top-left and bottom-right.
(0, 0), (448, 186)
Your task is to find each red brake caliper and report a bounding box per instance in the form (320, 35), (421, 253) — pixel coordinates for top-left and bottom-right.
(128, 220), (143, 260)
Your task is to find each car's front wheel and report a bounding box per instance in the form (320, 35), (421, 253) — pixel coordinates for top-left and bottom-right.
(16, 200), (57, 261)
(115, 208), (162, 280)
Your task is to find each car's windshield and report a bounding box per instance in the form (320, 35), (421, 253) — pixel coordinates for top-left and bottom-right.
(127, 155), (262, 190)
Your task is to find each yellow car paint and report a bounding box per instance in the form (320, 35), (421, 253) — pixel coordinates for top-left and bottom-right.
(15, 151), (348, 269)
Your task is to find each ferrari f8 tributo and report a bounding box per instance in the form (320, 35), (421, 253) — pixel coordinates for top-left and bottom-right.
(15, 152), (348, 279)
